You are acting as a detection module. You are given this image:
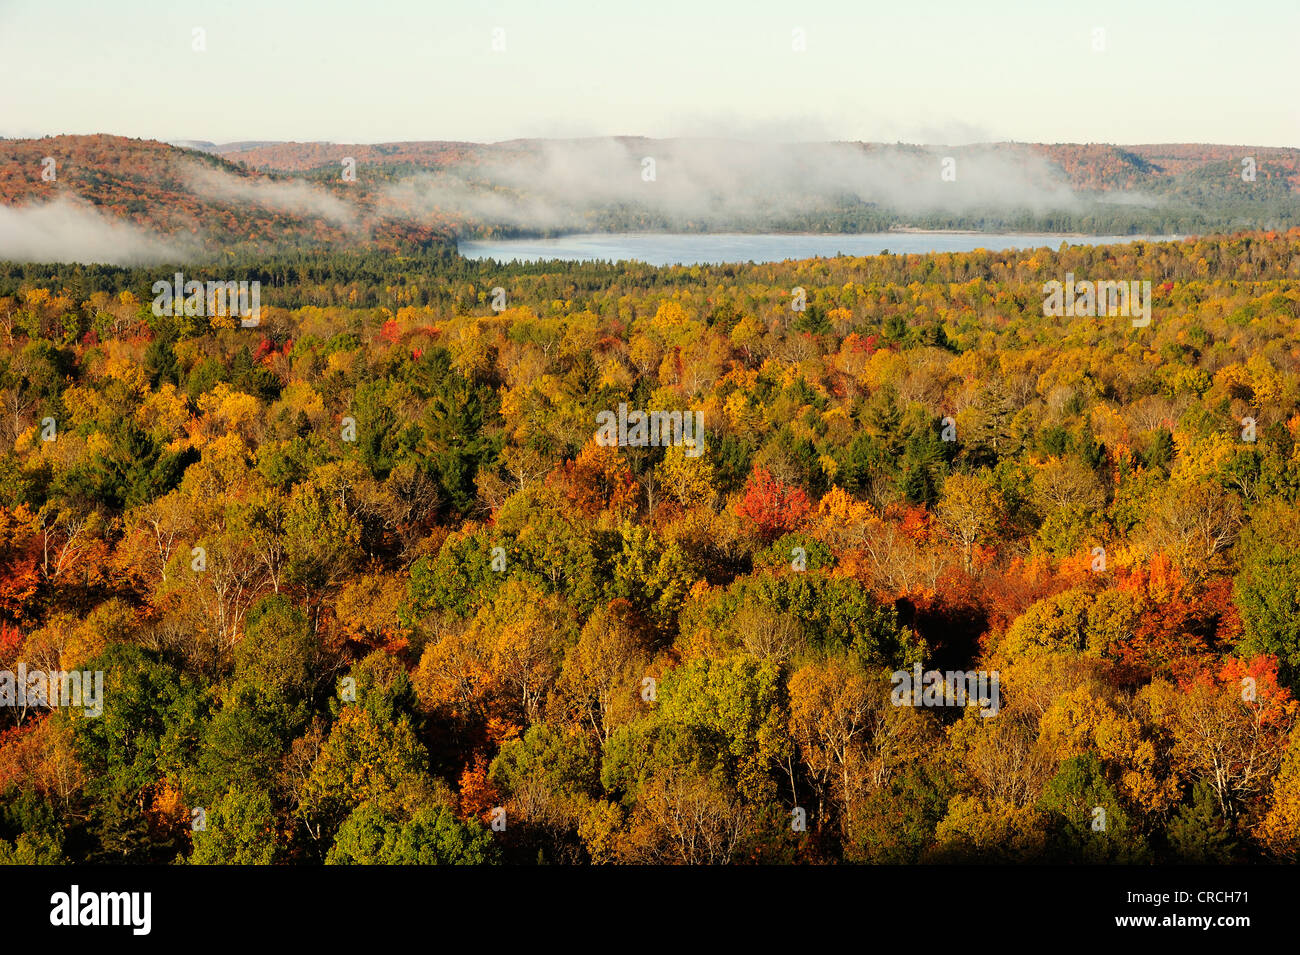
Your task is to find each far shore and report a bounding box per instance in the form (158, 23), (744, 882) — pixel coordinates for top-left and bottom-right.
(460, 229), (1183, 242)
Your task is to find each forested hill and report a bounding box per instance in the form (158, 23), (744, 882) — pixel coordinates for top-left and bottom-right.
(0, 135), (455, 264)
(220, 139), (1300, 193)
(212, 138), (1300, 238)
(3, 135), (1300, 262)
(1035, 143), (1300, 191)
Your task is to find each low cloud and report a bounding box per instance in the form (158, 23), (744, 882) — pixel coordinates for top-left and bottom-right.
(0, 198), (196, 265)
(183, 163), (359, 228)
(381, 137), (1082, 233)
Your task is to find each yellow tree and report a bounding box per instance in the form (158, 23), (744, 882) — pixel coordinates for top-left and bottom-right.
(789, 657), (927, 836)
(937, 471), (1003, 573)
(478, 581), (578, 726)
(557, 599), (651, 744)
(1258, 723), (1300, 858)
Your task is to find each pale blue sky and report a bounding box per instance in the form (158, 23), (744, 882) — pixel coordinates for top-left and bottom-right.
(2, 0), (1297, 146)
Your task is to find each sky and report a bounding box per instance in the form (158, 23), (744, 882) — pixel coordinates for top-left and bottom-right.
(2, 0), (1298, 147)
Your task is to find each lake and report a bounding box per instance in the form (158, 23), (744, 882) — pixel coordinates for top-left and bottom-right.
(458, 232), (1176, 267)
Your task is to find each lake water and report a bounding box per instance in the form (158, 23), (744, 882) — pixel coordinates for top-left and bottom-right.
(458, 232), (1174, 267)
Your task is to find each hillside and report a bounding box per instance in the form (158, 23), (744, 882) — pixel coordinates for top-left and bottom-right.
(216, 138), (1300, 191)
(0, 135), (453, 264)
(4, 135), (1300, 264)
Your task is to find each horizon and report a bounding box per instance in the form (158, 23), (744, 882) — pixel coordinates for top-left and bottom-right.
(10, 133), (1300, 151)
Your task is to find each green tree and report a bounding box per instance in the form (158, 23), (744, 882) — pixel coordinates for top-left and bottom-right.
(1234, 501), (1300, 688)
(1166, 782), (1240, 863)
(849, 763), (954, 863)
(1037, 753), (1148, 863)
(190, 786), (280, 864)
(326, 800), (497, 865)
(66, 643), (207, 805)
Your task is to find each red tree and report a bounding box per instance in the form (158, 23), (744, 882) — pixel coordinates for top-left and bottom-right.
(737, 467), (810, 542)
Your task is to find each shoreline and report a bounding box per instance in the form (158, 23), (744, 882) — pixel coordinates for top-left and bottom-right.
(459, 229), (1180, 242)
(456, 231), (1182, 264)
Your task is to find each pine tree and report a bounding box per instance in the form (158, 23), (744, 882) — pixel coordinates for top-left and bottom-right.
(89, 788), (157, 863)
(1167, 783), (1240, 863)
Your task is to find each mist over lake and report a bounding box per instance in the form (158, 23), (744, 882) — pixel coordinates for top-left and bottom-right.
(458, 231), (1176, 267)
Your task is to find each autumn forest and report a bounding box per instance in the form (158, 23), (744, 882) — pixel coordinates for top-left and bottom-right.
(1, 230), (1299, 865)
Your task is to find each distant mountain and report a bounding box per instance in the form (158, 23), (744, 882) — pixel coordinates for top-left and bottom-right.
(217, 138), (1300, 193)
(2, 134), (1299, 265)
(209, 137), (1300, 238)
(168, 140), (288, 154)
(167, 139), (219, 152)
(217, 140), (475, 172)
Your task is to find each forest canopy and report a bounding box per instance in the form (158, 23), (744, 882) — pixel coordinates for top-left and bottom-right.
(1, 231), (1300, 864)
